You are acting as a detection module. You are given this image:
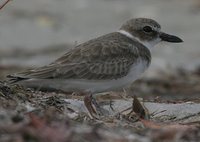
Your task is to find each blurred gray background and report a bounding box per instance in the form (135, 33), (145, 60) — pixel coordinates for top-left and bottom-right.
(0, 0), (200, 78)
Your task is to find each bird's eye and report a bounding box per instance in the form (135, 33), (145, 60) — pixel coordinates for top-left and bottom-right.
(143, 26), (153, 33)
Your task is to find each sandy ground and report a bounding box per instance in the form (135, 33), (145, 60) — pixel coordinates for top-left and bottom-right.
(0, 68), (200, 142)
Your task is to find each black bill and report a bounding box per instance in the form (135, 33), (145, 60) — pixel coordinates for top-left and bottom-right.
(160, 32), (183, 43)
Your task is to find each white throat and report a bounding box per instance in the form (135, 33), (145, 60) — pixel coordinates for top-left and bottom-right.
(117, 30), (161, 50)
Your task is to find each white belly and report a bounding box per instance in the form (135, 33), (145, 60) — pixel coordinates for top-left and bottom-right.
(20, 60), (149, 93)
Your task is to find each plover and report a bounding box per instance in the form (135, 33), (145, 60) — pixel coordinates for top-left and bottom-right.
(7, 18), (183, 116)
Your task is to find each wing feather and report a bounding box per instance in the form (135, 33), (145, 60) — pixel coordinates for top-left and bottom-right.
(8, 33), (151, 81)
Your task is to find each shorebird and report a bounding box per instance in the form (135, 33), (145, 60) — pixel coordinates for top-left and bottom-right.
(8, 18), (183, 117)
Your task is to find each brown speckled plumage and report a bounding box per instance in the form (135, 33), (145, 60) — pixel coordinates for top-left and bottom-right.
(10, 32), (151, 81)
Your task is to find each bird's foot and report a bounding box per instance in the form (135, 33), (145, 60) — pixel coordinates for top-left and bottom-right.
(109, 100), (115, 111)
(83, 94), (105, 119)
(131, 95), (150, 120)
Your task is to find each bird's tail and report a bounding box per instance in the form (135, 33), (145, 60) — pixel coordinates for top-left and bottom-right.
(6, 75), (27, 84)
